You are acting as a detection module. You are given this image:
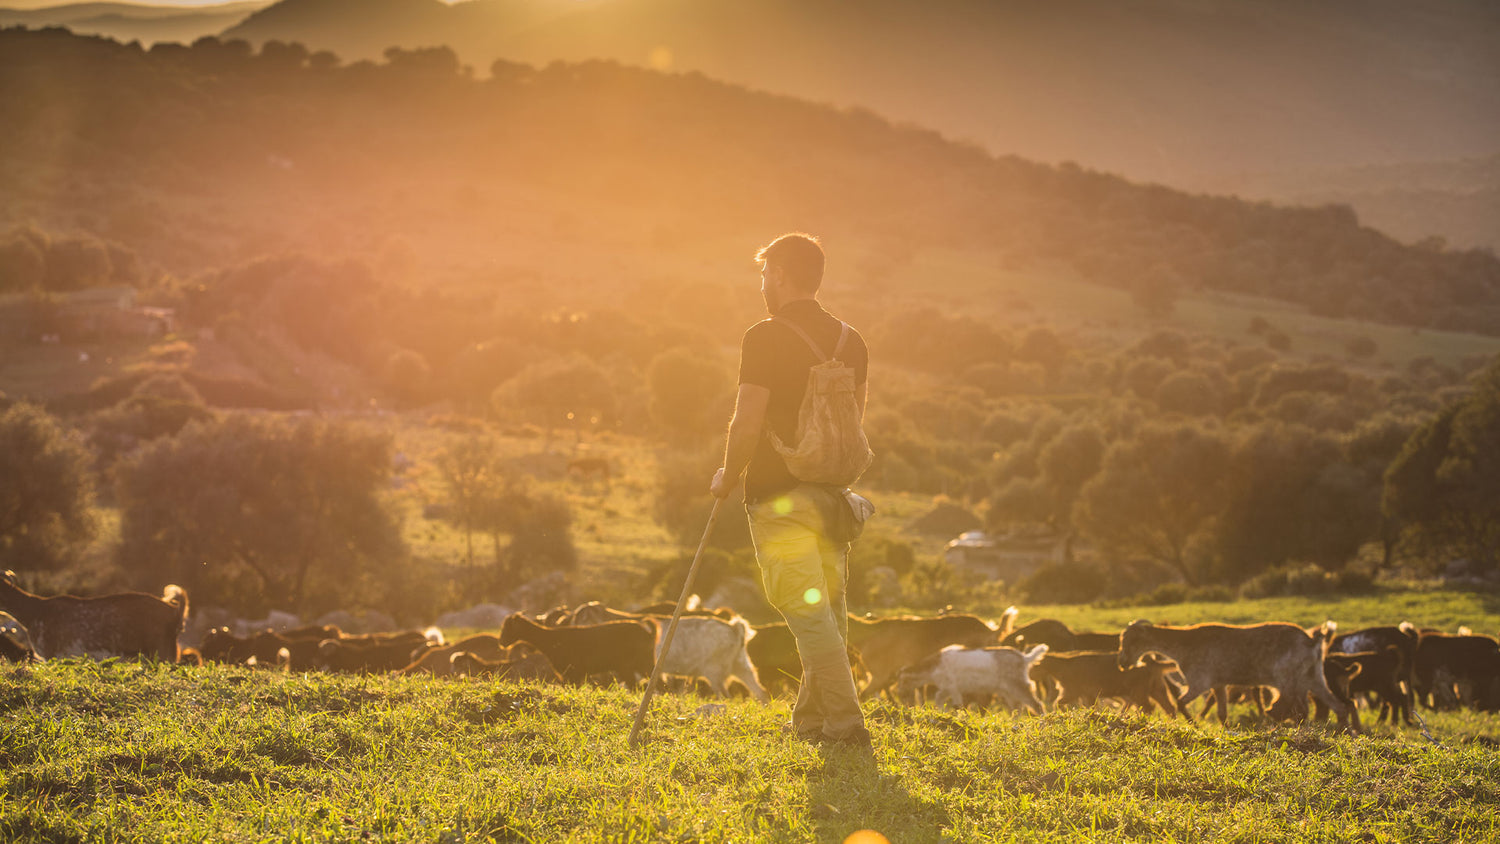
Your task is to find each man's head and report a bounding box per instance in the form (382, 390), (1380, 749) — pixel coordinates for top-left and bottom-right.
(756, 233), (823, 314)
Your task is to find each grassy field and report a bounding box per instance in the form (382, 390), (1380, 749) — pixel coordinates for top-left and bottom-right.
(5, 590), (1500, 843)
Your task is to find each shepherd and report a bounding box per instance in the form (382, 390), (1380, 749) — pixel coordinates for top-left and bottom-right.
(710, 232), (874, 751)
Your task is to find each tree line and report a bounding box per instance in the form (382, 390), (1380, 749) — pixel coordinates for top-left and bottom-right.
(1, 27), (1498, 335)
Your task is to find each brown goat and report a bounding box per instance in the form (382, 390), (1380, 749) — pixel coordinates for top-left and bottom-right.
(498, 613), (656, 685)
(199, 625), (346, 671)
(313, 631), (430, 673)
(1329, 623), (1418, 724)
(845, 610), (1009, 700)
(1001, 618), (1119, 653)
(1030, 650), (1179, 716)
(1414, 632), (1500, 711)
(450, 649), (562, 682)
(1119, 619), (1354, 731)
(745, 622), (867, 697)
(395, 635), (513, 676)
(1, 570), (187, 661)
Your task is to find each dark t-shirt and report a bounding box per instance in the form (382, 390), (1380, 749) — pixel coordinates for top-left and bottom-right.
(738, 298), (869, 502)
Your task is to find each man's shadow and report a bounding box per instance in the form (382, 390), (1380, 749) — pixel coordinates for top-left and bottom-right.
(805, 744), (950, 843)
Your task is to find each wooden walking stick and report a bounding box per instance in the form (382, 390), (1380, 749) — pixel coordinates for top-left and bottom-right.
(628, 495), (726, 748)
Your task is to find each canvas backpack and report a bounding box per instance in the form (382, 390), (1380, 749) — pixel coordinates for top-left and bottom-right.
(765, 316), (875, 486)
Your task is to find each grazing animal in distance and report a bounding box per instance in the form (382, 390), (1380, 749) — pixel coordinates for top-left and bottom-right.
(0, 570), (188, 661)
(498, 613), (656, 685)
(651, 615), (769, 703)
(845, 608), (1012, 700)
(1119, 619), (1355, 732)
(896, 644), (1049, 713)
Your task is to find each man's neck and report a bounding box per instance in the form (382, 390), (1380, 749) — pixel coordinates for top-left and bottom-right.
(774, 295), (818, 314)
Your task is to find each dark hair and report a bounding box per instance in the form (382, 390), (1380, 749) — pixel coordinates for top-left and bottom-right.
(756, 233), (824, 293)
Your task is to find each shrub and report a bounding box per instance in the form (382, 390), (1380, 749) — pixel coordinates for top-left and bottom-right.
(1237, 562), (1373, 599)
(1019, 562), (1105, 605)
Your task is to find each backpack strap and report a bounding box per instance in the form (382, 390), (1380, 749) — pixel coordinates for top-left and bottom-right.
(772, 316), (848, 363)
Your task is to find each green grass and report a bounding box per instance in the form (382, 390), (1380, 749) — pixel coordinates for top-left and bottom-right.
(3, 657), (1499, 843)
(7, 587), (1500, 842)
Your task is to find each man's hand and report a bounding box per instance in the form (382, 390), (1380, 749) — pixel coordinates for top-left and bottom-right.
(710, 467), (735, 499)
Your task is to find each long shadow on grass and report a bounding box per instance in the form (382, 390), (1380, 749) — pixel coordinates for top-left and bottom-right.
(807, 744), (950, 843)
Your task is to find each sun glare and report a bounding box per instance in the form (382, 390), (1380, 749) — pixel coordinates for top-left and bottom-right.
(648, 46), (673, 72)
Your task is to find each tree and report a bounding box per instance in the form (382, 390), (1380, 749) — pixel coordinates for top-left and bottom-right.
(115, 414), (405, 616)
(1076, 422), (1232, 585)
(1037, 424), (1106, 561)
(646, 347), (733, 443)
(483, 485), (576, 595)
(384, 347), (431, 408)
(1154, 370), (1221, 416)
(1212, 423), (1375, 581)
(434, 433), (504, 590)
(492, 354), (615, 448)
(0, 403), (95, 572)
(1384, 360), (1500, 572)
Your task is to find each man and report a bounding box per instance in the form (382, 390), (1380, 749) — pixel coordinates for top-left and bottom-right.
(710, 232), (871, 749)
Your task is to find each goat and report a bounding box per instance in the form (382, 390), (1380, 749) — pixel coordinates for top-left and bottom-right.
(498, 613), (656, 685)
(845, 611), (1006, 700)
(395, 634), (515, 677)
(449, 649), (562, 682)
(651, 615), (768, 703)
(0, 570), (188, 661)
(744, 621), (866, 697)
(313, 631), (430, 673)
(1329, 623), (1418, 724)
(1119, 619), (1354, 731)
(199, 625), (345, 671)
(1001, 617), (1119, 653)
(570, 600), (732, 627)
(1, 610), (39, 663)
(1263, 653), (1364, 729)
(895, 644), (1048, 713)
(1414, 632), (1500, 711)
(1029, 650), (1179, 716)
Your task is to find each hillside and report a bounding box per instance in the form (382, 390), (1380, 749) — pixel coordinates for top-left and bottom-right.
(0, 0), (267, 43)
(2, 27), (1497, 341)
(217, 0), (1500, 239)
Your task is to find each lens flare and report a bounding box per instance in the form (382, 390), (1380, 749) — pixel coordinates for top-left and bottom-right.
(648, 46), (673, 71)
(803, 588), (822, 605)
(772, 496), (793, 515)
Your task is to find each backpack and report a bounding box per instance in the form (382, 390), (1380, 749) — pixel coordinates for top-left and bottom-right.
(765, 316), (874, 486)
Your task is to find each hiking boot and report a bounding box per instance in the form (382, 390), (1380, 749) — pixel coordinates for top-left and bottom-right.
(826, 726), (873, 752)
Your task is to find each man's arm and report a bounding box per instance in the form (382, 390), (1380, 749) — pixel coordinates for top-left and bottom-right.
(710, 383), (770, 498)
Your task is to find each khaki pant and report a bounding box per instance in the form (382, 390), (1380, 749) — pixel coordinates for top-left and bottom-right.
(747, 485), (865, 739)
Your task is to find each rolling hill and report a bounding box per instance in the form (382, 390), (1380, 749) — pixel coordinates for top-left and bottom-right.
(215, 0), (1500, 242)
(0, 1), (268, 44)
(2, 25), (1498, 339)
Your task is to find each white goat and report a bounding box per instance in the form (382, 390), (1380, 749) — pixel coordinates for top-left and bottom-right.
(656, 615), (769, 703)
(897, 644), (1049, 713)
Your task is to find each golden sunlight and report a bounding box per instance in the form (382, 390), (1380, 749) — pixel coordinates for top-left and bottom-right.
(648, 46), (673, 72)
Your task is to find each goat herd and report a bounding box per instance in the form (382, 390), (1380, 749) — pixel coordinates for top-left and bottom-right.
(4, 570), (1500, 736)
